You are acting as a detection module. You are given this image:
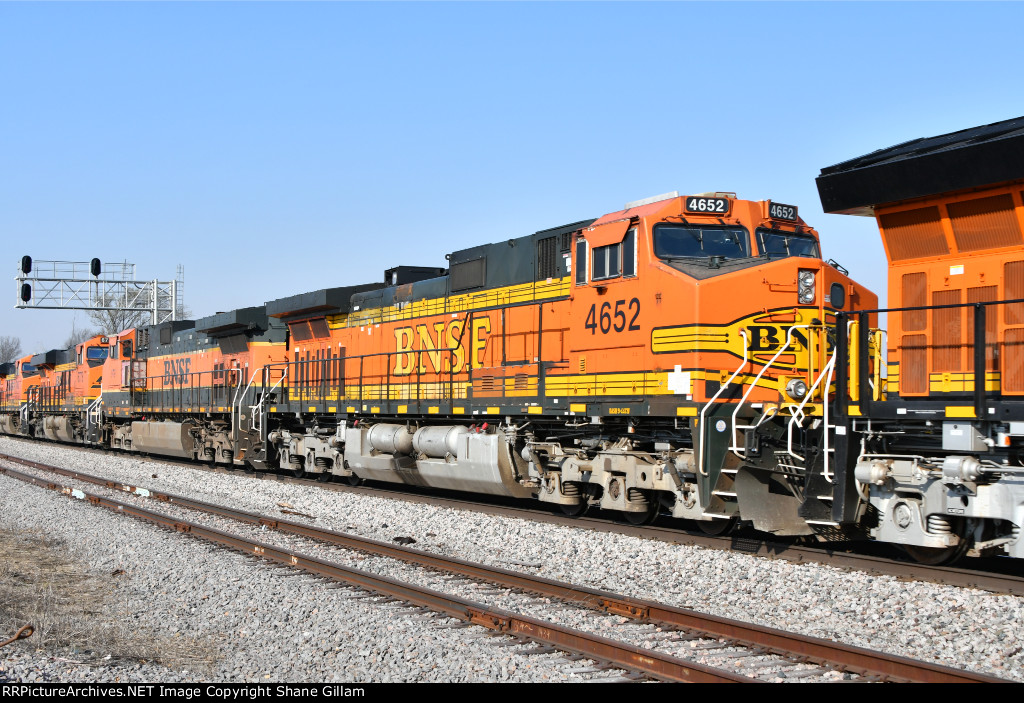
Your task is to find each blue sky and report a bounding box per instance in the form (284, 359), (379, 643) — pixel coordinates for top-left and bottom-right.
(2, 1), (1023, 352)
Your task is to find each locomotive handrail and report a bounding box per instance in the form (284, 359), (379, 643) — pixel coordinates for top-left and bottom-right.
(252, 365), (288, 440)
(261, 343), (465, 409)
(726, 326), (809, 463)
(698, 329), (748, 476)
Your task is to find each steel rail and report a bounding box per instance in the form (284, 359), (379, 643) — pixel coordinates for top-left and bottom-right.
(0, 464), (755, 683)
(5, 441), (1024, 597)
(0, 454), (1005, 683)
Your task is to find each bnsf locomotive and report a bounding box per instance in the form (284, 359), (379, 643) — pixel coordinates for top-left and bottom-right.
(4, 116), (1024, 565)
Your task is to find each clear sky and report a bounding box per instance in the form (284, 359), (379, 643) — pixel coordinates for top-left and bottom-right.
(2, 1), (1023, 353)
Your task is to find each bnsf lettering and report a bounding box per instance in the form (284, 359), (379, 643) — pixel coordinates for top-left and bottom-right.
(746, 325), (834, 353)
(393, 318), (490, 376)
(163, 358), (191, 385)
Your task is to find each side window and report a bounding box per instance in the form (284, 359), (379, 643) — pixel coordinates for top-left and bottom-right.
(592, 243), (621, 281)
(623, 229), (636, 277)
(575, 238), (587, 286)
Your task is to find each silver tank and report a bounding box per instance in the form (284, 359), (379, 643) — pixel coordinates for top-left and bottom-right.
(366, 423), (416, 455)
(413, 425), (468, 458)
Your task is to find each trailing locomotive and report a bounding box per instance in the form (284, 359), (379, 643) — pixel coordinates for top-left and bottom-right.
(817, 115), (1024, 564)
(1, 190), (877, 539)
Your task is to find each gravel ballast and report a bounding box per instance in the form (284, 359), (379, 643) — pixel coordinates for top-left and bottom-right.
(1, 436), (1022, 682)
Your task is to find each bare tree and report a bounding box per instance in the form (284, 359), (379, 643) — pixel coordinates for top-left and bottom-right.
(0, 336), (21, 363)
(63, 317), (98, 349)
(86, 290), (191, 335)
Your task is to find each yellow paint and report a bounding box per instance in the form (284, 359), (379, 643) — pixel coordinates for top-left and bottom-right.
(486, 407), (500, 414)
(308, 406), (316, 412)
(608, 407), (631, 415)
(946, 406), (976, 418)
(329, 406), (336, 412)
(847, 405), (861, 416)
(428, 406), (440, 414)
(370, 406), (380, 413)
(347, 406), (357, 412)
(453, 407), (465, 414)
(527, 406), (543, 414)
(570, 403), (587, 413)
(676, 407), (698, 416)
(397, 405), (408, 413)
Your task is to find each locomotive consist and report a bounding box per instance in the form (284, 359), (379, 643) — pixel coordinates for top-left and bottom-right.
(2, 115), (1023, 564)
(1, 191), (875, 538)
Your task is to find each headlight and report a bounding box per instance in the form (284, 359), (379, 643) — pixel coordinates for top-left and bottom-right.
(786, 379), (808, 400)
(798, 269), (816, 304)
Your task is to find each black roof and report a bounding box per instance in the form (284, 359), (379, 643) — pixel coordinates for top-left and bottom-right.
(816, 115), (1024, 215)
(266, 283), (384, 320)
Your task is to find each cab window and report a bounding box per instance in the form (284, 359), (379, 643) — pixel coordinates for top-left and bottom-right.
(653, 224), (749, 260)
(757, 229), (820, 258)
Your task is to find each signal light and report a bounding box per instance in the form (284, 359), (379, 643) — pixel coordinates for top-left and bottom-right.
(90, 258), (101, 277)
(20, 256), (31, 275)
(20, 283), (31, 303)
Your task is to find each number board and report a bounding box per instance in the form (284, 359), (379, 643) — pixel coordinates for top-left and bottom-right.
(768, 202), (798, 221)
(684, 196), (730, 215)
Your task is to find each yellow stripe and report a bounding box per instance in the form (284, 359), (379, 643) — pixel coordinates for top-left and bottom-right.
(428, 406), (439, 414)
(486, 407), (500, 414)
(397, 405), (408, 413)
(946, 406), (975, 418)
(527, 406), (543, 415)
(453, 407), (465, 414)
(570, 403), (587, 413)
(676, 407), (697, 417)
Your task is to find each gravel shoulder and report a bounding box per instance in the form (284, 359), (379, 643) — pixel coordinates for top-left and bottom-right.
(1, 437), (1022, 682)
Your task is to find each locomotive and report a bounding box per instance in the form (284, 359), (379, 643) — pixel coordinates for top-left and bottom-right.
(6, 115), (1024, 564)
(1, 190), (875, 540)
(817, 115), (1024, 564)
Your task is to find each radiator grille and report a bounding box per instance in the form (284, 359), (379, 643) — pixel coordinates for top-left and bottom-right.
(900, 334), (928, 394)
(901, 272), (928, 331)
(932, 290), (962, 372)
(880, 206), (947, 261)
(948, 193), (1022, 252)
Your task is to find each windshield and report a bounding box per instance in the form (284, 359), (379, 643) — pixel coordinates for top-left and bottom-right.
(86, 347), (108, 360)
(21, 363), (36, 376)
(654, 224), (749, 260)
(757, 229), (820, 258)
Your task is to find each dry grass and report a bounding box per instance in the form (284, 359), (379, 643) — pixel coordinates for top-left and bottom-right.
(0, 527), (219, 673)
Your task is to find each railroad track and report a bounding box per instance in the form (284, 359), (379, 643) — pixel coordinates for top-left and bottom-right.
(0, 454), (1005, 683)
(3, 437), (1024, 597)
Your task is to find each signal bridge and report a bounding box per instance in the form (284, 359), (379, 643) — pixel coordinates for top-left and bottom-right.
(15, 257), (183, 325)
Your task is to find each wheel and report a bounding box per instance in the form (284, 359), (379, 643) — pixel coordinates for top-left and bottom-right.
(558, 501), (589, 518)
(345, 473), (364, 487)
(621, 502), (659, 526)
(696, 517), (737, 536)
(291, 468), (306, 479)
(902, 539), (971, 566)
(315, 472), (331, 483)
(901, 517), (973, 565)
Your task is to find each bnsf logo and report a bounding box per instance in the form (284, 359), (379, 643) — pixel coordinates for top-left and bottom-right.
(746, 325), (835, 353)
(163, 358), (191, 385)
(393, 318), (491, 376)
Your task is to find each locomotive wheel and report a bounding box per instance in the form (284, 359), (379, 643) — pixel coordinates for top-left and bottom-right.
(902, 518), (974, 565)
(315, 472), (331, 483)
(622, 504), (659, 526)
(696, 517), (737, 536)
(902, 541), (971, 566)
(292, 468), (306, 479)
(559, 501), (589, 518)
(345, 473), (364, 487)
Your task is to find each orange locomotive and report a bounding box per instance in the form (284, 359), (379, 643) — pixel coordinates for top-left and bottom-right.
(818, 115), (1024, 562)
(1, 191), (876, 537)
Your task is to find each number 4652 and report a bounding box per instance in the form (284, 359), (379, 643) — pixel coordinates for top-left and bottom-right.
(585, 298), (640, 334)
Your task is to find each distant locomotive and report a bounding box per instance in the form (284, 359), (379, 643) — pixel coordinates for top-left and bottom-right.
(6, 115), (1024, 565)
